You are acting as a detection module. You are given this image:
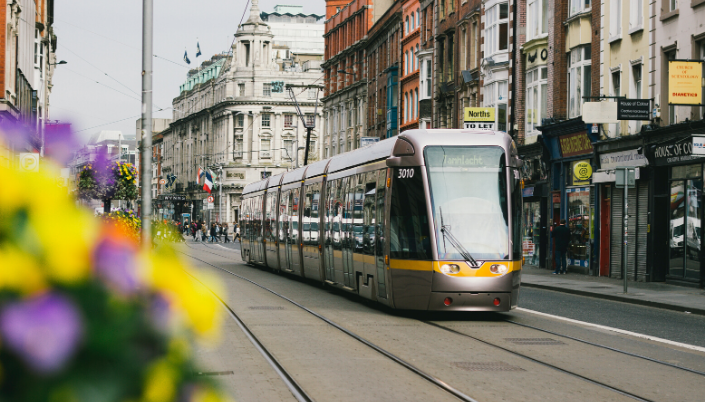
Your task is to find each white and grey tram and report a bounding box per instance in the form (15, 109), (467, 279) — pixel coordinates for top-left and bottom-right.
(240, 129), (523, 311)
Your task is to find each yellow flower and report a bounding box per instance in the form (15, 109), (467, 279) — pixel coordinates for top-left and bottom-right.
(141, 360), (178, 402)
(191, 387), (233, 402)
(0, 245), (47, 295)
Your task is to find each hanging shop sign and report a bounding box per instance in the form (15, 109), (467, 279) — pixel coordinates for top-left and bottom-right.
(463, 107), (495, 130)
(159, 195), (186, 201)
(652, 137), (705, 166)
(617, 99), (651, 120)
(668, 61), (703, 105)
(599, 149), (649, 170)
(360, 137), (380, 148)
(572, 160), (593, 185)
(559, 132), (593, 157)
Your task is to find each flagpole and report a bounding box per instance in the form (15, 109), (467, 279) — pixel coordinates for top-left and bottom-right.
(141, 0), (153, 248)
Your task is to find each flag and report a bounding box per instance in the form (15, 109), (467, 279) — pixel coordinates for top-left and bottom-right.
(183, 50), (191, 64)
(196, 42), (202, 58)
(165, 174), (176, 188)
(202, 171), (213, 194)
(197, 167), (203, 184)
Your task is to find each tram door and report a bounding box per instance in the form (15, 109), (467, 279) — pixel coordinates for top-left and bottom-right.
(334, 177), (349, 285)
(323, 180), (337, 282)
(288, 187), (303, 275)
(255, 195), (264, 263)
(279, 191), (290, 271)
(342, 176), (356, 288)
(375, 169), (388, 298)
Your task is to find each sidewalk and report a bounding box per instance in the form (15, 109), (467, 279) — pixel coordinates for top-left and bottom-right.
(521, 265), (705, 316)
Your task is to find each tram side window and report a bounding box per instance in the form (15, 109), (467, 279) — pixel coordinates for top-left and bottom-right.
(312, 183), (320, 241)
(303, 185), (313, 244)
(353, 174), (365, 252)
(270, 192), (278, 243)
(291, 188), (300, 243)
(264, 194), (272, 241)
(390, 167), (432, 260)
(376, 169), (388, 298)
(512, 179), (522, 258)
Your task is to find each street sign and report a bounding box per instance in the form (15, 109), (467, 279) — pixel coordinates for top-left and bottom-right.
(159, 179), (166, 185)
(19, 153), (39, 172)
(615, 167), (636, 189)
(207, 196), (214, 203)
(207, 202), (214, 210)
(692, 136), (705, 155)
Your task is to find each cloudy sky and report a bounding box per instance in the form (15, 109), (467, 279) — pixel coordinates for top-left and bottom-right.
(51, 0), (325, 143)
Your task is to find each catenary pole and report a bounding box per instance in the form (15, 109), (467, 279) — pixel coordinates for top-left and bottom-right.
(141, 0), (153, 248)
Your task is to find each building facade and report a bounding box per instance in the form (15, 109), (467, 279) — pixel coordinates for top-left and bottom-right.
(0, 0), (58, 168)
(162, 0), (324, 224)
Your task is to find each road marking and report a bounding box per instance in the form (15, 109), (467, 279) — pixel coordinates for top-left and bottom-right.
(517, 307), (705, 353)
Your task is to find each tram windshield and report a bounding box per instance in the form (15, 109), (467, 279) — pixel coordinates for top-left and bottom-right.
(425, 146), (509, 260)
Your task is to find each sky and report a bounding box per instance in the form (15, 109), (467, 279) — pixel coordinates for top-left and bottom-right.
(51, 0), (325, 143)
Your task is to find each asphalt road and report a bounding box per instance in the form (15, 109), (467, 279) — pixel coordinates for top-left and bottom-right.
(515, 287), (705, 348)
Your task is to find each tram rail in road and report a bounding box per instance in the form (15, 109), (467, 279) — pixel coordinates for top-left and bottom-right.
(181, 244), (705, 402)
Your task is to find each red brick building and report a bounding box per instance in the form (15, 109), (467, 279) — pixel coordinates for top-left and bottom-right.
(399, 0), (421, 131)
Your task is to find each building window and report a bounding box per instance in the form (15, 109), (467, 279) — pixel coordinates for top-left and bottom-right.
(262, 113), (271, 127)
(308, 88), (317, 99)
(261, 139), (271, 158)
(404, 93), (409, 122)
(631, 64), (643, 132)
(284, 114), (294, 128)
(485, 3), (509, 56)
(405, 16), (409, 34)
(484, 80), (508, 132)
(570, 0), (591, 15)
(460, 27), (467, 71)
(669, 0), (676, 11)
(306, 113), (315, 127)
(568, 45), (592, 118)
(526, 67), (548, 135)
(263, 83), (272, 97)
(527, 0), (548, 40)
(416, 9), (419, 28)
(234, 138), (243, 158)
(348, 105), (353, 126)
(414, 89), (419, 119)
(609, 0), (622, 39)
(629, 0), (643, 30)
(425, 60), (432, 98)
(236, 113), (244, 127)
(283, 139), (293, 161)
(239, 83), (245, 96)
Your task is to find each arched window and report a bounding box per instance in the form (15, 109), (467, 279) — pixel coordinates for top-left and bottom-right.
(411, 13), (415, 30)
(405, 51), (409, 74)
(405, 93), (409, 122)
(415, 89), (419, 119)
(416, 45), (420, 70)
(416, 9), (420, 28)
(405, 17), (409, 34)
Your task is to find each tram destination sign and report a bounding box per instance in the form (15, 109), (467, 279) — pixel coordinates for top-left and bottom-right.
(617, 99), (651, 120)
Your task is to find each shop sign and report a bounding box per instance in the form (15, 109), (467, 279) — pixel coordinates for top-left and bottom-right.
(572, 160), (593, 185)
(599, 149), (649, 170)
(668, 61), (703, 105)
(559, 132), (593, 157)
(593, 168), (641, 184)
(652, 138), (705, 166)
(692, 136), (705, 155)
(617, 99), (651, 120)
(522, 240), (535, 256)
(226, 170), (246, 179)
(463, 107), (495, 130)
(159, 195), (186, 201)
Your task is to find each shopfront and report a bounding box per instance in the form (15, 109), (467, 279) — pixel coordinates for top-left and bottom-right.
(593, 143), (650, 280)
(539, 119), (599, 274)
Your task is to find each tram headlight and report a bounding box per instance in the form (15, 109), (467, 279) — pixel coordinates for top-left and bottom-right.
(489, 264), (508, 275)
(440, 264), (461, 274)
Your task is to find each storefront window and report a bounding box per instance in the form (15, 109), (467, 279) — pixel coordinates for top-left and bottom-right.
(566, 187), (590, 267)
(669, 164), (702, 281)
(523, 201), (541, 265)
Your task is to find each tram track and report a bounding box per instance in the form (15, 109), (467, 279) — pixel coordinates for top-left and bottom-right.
(181, 244), (479, 402)
(181, 244), (701, 402)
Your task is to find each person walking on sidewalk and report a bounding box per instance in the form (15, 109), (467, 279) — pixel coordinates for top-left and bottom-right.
(551, 219), (570, 274)
(223, 223), (230, 243)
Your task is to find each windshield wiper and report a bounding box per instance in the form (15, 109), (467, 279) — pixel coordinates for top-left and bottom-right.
(439, 207), (479, 267)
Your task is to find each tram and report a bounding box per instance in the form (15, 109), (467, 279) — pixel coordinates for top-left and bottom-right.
(240, 129), (523, 311)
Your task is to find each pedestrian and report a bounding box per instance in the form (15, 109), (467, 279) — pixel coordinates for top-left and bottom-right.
(223, 223), (230, 243)
(214, 223), (221, 243)
(551, 219), (571, 274)
(201, 221), (207, 242)
(191, 222), (197, 241)
(235, 222), (240, 241)
(209, 223), (216, 243)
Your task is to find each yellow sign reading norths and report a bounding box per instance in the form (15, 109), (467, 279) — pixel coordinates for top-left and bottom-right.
(464, 107), (495, 122)
(668, 61), (703, 105)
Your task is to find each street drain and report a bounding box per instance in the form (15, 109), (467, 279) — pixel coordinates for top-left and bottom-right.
(195, 371), (234, 376)
(451, 362), (525, 371)
(505, 338), (565, 345)
(248, 306), (285, 310)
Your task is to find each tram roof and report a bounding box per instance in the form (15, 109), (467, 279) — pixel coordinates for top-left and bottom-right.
(266, 173), (285, 188)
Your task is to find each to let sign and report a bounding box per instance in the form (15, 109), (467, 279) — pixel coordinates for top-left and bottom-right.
(559, 132), (593, 157)
(617, 99), (651, 120)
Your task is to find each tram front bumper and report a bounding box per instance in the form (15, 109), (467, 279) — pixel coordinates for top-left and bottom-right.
(427, 291), (513, 311)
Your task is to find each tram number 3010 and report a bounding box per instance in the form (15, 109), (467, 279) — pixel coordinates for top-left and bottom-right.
(398, 168), (415, 179)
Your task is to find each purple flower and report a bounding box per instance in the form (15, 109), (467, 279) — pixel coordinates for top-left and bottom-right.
(148, 293), (172, 332)
(93, 237), (139, 295)
(0, 293), (83, 374)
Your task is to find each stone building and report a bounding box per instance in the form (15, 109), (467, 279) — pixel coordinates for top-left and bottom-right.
(162, 0), (324, 224)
